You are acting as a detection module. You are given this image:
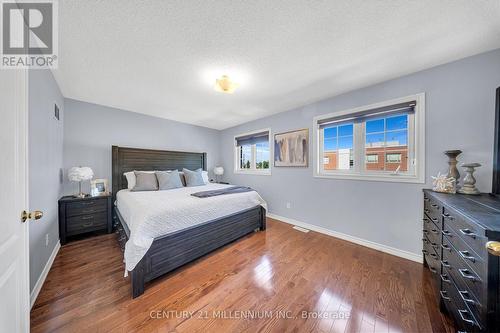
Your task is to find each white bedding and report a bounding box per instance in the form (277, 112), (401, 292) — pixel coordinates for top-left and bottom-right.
(116, 183), (267, 273)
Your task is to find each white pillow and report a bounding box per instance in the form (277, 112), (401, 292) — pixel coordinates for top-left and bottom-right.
(202, 171), (209, 184)
(124, 171), (155, 189)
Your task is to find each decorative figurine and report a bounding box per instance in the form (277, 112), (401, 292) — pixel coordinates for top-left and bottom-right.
(432, 172), (456, 194)
(458, 163), (481, 195)
(444, 150), (462, 187)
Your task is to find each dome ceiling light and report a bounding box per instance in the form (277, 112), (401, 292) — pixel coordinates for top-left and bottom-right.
(214, 75), (238, 94)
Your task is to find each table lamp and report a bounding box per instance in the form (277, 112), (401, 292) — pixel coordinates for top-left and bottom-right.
(213, 166), (224, 183)
(68, 166), (94, 198)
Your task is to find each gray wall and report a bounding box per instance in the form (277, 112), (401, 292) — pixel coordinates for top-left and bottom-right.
(29, 69), (64, 291)
(219, 48), (500, 257)
(62, 99), (221, 195)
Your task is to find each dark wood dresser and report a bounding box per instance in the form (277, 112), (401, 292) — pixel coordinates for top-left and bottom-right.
(58, 195), (112, 245)
(422, 189), (500, 332)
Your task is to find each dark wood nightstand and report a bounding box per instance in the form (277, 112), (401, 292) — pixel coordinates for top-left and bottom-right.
(58, 195), (112, 245)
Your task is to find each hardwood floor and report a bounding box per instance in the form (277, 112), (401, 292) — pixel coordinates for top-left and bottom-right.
(31, 218), (454, 333)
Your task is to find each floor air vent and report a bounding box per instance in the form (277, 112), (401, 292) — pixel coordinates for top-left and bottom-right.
(292, 225), (310, 233)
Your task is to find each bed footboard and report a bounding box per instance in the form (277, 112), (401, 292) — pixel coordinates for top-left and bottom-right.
(114, 205), (266, 298)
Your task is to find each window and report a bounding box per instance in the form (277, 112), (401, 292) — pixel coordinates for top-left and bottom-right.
(314, 94), (425, 183)
(234, 129), (271, 174)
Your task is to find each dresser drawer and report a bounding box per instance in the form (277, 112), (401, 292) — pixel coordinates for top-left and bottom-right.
(423, 234), (440, 258)
(442, 237), (484, 305)
(66, 199), (107, 217)
(67, 212), (108, 235)
(442, 206), (487, 260)
(423, 223), (441, 252)
(424, 195), (442, 227)
(441, 267), (482, 332)
(442, 224), (487, 278)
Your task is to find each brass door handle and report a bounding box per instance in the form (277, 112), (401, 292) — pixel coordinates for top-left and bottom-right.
(486, 241), (500, 256)
(21, 210), (43, 223)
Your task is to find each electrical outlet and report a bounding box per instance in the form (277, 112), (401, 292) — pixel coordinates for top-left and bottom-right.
(286, 202), (291, 209)
(45, 234), (49, 247)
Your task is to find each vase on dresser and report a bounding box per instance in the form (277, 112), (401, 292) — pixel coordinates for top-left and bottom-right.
(457, 163), (481, 195)
(444, 150), (462, 188)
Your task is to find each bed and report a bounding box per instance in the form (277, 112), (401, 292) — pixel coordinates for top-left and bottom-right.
(111, 146), (267, 298)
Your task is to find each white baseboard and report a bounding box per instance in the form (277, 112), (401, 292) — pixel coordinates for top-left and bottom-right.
(30, 240), (60, 309)
(267, 213), (422, 264)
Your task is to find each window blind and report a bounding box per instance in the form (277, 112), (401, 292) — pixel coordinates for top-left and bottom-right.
(235, 131), (269, 146)
(318, 101), (416, 129)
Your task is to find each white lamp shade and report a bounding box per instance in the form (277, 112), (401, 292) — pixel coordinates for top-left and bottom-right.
(213, 166), (224, 175)
(68, 167), (94, 182)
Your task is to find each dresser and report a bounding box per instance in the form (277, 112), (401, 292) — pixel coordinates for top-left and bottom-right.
(422, 189), (500, 332)
(58, 195), (112, 245)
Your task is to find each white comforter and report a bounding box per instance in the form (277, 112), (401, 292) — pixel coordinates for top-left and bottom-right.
(116, 184), (267, 273)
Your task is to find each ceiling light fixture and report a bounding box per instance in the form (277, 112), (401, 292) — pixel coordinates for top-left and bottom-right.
(214, 75), (238, 94)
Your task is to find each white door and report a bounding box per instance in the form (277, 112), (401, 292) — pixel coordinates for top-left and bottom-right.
(0, 69), (30, 332)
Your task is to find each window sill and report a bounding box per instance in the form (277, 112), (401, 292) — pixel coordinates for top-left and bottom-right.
(234, 170), (272, 176)
(314, 172), (424, 184)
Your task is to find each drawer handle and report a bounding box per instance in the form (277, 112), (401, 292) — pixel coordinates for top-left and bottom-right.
(431, 204), (438, 208)
(430, 253), (438, 260)
(442, 230), (452, 237)
(458, 268), (478, 282)
(440, 274), (450, 283)
(424, 209), (430, 214)
(422, 238), (429, 244)
(441, 244), (450, 251)
(424, 197), (429, 202)
(457, 309), (476, 326)
(422, 229), (429, 234)
(429, 267), (437, 274)
(459, 228), (476, 239)
(81, 216), (93, 220)
(442, 213), (454, 220)
(439, 290), (450, 301)
(82, 222), (94, 227)
(430, 229), (439, 234)
(458, 290), (477, 306)
(423, 218), (429, 223)
(422, 249), (429, 255)
(459, 250), (476, 263)
(441, 260), (451, 268)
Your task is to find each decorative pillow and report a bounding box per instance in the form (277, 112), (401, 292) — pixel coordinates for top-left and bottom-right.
(156, 170), (183, 190)
(182, 168), (205, 187)
(178, 171), (187, 186)
(202, 171), (209, 184)
(124, 170), (155, 189)
(124, 171), (136, 189)
(131, 171), (159, 191)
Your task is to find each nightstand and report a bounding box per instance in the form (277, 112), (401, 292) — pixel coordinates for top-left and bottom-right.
(58, 195), (112, 245)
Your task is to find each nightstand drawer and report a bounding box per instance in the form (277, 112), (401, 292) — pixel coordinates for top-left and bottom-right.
(67, 212), (108, 235)
(66, 199), (107, 217)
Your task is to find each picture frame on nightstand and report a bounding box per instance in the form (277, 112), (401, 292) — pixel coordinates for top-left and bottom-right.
(91, 178), (109, 197)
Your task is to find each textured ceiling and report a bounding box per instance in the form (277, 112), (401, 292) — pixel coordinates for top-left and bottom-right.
(54, 0), (500, 130)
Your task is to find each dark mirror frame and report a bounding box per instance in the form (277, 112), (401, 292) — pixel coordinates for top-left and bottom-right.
(492, 87), (500, 194)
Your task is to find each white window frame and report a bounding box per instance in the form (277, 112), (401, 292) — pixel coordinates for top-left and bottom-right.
(313, 93), (425, 183)
(234, 128), (272, 175)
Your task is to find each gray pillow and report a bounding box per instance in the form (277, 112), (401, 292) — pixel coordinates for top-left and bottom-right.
(156, 170), (183, 190)
(182, 168), (205, 187)
(131, 171), (158, 191)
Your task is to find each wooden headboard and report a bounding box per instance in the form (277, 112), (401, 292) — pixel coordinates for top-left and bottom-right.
(111, 145), (207, 201)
